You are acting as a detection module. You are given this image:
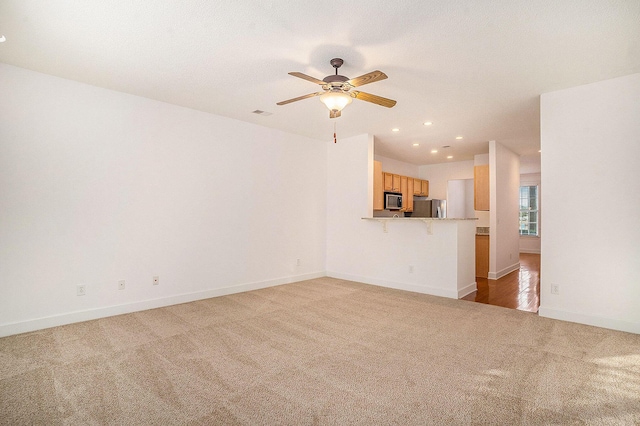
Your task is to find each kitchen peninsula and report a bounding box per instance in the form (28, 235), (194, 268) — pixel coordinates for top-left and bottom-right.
(325, 136), (479, 307)
(359, 216), (478, 299)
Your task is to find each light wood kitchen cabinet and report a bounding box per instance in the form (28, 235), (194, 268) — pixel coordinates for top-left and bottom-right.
(379, 169), (424, 210)
(401, 176), (414, 212)
(383, 173), (401, 192)
(474, 165), (490, 211)
(412, 179), (429, 196)
(421, 180), (429, 197)
(384, 172), (393, 191)
(374, 160), (384, 211)
(476, 234), (489, 278)
(392, 174), (401, 192)
(413, 178), (422, 195)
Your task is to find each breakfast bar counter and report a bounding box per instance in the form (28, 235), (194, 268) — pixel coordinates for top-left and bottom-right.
(362, 217), (477, 234)
(326, 217), (478, 300)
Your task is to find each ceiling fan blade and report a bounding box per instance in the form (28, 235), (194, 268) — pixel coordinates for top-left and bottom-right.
(289, 72), (326, 85)
(277, 92), (323, 106)
(330, 110), (341, 119)
(346, 70), (387, 87)
(353, 91), (397, 108)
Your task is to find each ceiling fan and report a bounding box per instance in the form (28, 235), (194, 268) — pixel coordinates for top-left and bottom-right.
(277, 58), (397, 118)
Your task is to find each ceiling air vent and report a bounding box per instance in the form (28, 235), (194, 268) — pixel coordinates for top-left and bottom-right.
(252, 110), (273, 116)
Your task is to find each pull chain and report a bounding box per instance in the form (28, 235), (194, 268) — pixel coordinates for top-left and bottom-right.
(333, 121), (337, 144)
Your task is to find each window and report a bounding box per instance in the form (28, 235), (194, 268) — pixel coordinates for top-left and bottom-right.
(519, 185), (539, 236)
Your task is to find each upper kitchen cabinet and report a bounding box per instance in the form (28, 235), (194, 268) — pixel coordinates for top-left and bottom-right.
(413, 178), (422, 196)
(401, 176), (414, 212)
(384, 173), (401, 192)
(392, 174), (401, 192)
(413, 179), (429, 196)
(474, 165), (490, 211)
(421, 180), (429, 197)
(377, 167), (426, 211)
(374, 161), (384, 211)
(384, 172), (392, 191)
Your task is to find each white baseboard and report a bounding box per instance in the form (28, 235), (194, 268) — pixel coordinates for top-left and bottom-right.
(0, 271), (326, 338)
(457, 282), (477, 298)
(326, 271), (460, 299)
(519, 249), (541, 254)
(488, 262), (520, 280)
(538, 306), (640, 335)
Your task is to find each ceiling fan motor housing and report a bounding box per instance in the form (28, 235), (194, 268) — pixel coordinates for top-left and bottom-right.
(323, 75), (349, 83)
(323, 58), (350, 93)
(324, 57), (349, 86)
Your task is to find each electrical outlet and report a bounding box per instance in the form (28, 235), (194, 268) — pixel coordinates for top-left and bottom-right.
(296, 258), (301, 267)
(153, 276), (159, 285)
(77, 284), (86, 296)
(551, 283), (560, 295)
(118, 279), (125, 290)
(409, 265), (414, 273)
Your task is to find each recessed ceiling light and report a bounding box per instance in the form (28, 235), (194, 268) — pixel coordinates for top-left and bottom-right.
(431, 149), (438, 154)
(0, 35), (6, 43)
(423, 121), (433, 126)
(455, 136), (463, 140)
(392, 128), (400, 132)
(447, 155), (453, 159)
(412, 143), (420, 147)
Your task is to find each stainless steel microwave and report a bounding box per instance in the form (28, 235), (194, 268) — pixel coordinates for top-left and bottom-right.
(384, 192), (403, 210)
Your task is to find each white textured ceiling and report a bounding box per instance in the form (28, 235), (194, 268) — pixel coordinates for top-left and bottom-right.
(1, 1), (639, 166)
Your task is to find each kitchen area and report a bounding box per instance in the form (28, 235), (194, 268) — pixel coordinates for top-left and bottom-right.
(327, 135), (519, 303)
(371, 159), (490, 281)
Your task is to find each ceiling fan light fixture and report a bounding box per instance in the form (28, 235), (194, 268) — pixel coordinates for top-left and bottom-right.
(277, 58), (395, 119)
(320, 91), (352, 112)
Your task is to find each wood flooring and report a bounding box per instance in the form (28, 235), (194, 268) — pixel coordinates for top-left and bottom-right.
(462, 253), (540, 313)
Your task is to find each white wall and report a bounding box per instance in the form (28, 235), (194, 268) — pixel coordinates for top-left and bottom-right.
(519, 173), (541, 254)
(539, 73), (640, 334)
(489, 141), (521, 279)
(474, 154), (489, 166)
(374, 154), (420, 178)
(418, 160), (474, 200)
(520, 155), (541, 174)
(0, 64), (327, 336)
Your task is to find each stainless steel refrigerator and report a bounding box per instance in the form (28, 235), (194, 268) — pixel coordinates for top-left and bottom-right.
(412, 199), (446, 218)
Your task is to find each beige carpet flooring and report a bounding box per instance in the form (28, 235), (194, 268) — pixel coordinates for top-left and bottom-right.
(1, 277), (639, 425)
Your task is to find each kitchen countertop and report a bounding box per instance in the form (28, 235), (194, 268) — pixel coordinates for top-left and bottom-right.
(363, 217), (477, 234)
(476, 226), (490, 235)
(363, 217), (478, 221)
